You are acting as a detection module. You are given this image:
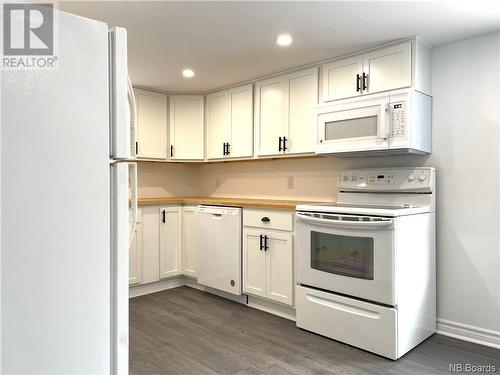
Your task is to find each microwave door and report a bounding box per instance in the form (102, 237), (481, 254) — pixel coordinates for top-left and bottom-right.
(317, 104), (389, 154)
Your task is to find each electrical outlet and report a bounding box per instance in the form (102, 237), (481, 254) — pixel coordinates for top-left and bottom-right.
(287, 176), (294, 189)
(216, 177), (221, 188)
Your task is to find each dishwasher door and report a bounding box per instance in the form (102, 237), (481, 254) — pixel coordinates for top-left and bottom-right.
(197, 205), (242, 295)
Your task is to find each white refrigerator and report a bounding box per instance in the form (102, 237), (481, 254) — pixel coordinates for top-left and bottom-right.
(1, 9), (135, 374)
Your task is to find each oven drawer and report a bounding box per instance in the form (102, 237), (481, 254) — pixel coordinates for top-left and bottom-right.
(243, 209), (293, 232)
(296, 285), (398, 359)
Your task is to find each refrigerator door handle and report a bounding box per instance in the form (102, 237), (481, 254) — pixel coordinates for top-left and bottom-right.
(128, 75), (137, 159)
(128, 162), (138, 248)
(109, 27), (130, 160)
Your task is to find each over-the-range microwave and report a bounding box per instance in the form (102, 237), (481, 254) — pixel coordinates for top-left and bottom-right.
(316, 89), (431, 156)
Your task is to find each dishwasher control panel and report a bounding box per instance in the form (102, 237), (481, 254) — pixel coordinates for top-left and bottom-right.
(198, 205), (242, 215)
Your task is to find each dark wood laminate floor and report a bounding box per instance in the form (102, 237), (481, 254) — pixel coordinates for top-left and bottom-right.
(130, 286), (500, 375)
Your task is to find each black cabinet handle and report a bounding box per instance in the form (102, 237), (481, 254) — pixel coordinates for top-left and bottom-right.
(261, 217), (270, 223)
(226, 142), (230, 155)
(362, 72), (368, 91)
(264, 235), (269, 251)
(170, 145), (174, 158)
(135, 141), (138, 155)
(278, 137), (282, 151)
(356, 74), (361, 92)
(283, 136), (288, 151)
(259, 234), (264, 251)
(223, 142), (226, 156)
(162, 210), (166, 223)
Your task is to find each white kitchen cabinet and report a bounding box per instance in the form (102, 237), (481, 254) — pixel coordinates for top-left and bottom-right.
(134, 88), (168, 159)
(243, 229), (267, 298)
(206, 84), (253, 159)
(206, 91), (229, 159)
(266, 231), (293, 305)
(169, 95), (204, 160)
(182, 206), (198, 277)
(321, 40), (426, 102)
(321, 55), (363, 102)
(159, 206), (182, 278)
(228, 84), (253, 158)
(140, 205), (161, 284)
(128, 211), (143, 286)
(362, 42), (411, 95)
(255, 68), (318, 156)
(287, 69), (318, 154)
(243, 208), (294, 306)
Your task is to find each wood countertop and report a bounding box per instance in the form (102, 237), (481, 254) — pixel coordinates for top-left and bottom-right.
(137, 196), (332, 210)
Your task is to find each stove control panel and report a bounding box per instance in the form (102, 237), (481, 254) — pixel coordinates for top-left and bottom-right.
(338, 168), (435, 192)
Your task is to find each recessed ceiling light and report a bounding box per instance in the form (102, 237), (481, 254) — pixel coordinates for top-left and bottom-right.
(182, 69), (195, 78)
(276, 34), (292, 47)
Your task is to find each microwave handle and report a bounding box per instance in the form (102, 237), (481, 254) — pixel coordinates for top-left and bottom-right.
(378, 103), (392, 140)
(296, 212), (394, 229)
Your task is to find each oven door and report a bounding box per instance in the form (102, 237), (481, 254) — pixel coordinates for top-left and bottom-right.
(296, 212), (396, 306)
(316, 94), (390, 154)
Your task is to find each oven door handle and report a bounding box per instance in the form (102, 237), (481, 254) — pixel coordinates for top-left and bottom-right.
(296, 212), (394, 229)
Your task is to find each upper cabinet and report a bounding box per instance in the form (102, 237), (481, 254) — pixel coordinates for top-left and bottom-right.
(362, 42), (411, 95)
(321, 40), (431, 103)
(321, 56), (363, 101)
(255, 68), (318, 157)
(134, 89), (168, 159)
(206, 84), (253, 159)
(169, 95), (205, 160)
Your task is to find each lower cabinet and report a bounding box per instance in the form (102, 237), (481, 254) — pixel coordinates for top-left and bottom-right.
(159, 206), (182, 278)
(243, 228), (294, 306)
(182, 206), (198, 277)
(129, 210), (143, 285)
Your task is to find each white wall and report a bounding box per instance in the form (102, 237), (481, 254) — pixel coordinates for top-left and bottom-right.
(424, 31), (500, 334)
(139, 32), (500, 341)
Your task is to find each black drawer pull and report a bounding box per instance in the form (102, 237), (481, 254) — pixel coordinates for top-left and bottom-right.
(261, 217), (270, 223)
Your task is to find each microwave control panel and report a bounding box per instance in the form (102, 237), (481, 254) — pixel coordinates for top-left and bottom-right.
(338, 168), (435, 191)
(390, 102), (406, 137)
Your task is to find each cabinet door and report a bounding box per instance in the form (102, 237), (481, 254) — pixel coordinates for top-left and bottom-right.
(182, 206), (198, 277)
(243, 229), (267, 298)
(321, 56), (363, 102)
(129, 222), (142, 285)
(134, 89), (167, 159)
(228, 84), (253, 158)
(266, 232), (294, 306)
(169, 95), (205, 160)
(206, 91), (229, 160)
(159, 206), (182, 278)
(141, 206), (160, 284)
(255, 77), (287, 156)
(287, 68), (318, 154)
(363, 41), (411, 95)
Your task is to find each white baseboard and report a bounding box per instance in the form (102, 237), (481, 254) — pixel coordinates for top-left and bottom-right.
(437, 319), (500, 349)
(129, 276), (185, 298)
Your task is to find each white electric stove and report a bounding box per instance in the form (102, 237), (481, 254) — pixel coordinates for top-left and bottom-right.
(295, 167), (436, 360)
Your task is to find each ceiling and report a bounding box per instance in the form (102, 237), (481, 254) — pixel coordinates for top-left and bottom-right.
(58, 1), (500, 93)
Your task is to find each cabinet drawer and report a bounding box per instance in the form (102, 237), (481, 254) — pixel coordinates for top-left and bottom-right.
(243, 209), (293, 231)
(296, 285), (397, 359)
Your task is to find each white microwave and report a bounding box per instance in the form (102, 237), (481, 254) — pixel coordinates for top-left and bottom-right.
(316, 90), (431, 156)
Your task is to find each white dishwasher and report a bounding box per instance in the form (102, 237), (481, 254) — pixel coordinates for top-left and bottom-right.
(197, 205), (242, 295)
